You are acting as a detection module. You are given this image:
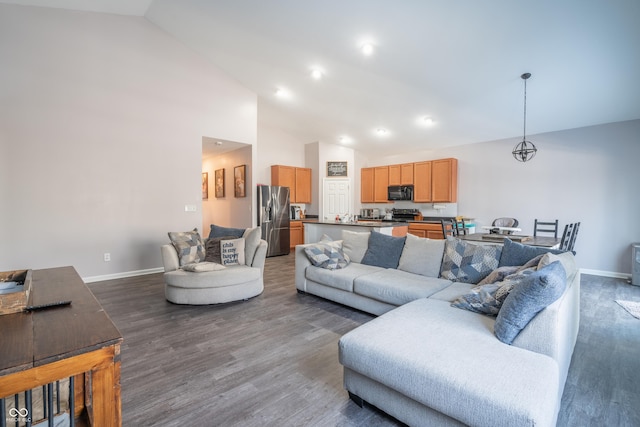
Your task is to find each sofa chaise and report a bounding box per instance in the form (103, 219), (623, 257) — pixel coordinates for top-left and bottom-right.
(295, 230), (580, 426)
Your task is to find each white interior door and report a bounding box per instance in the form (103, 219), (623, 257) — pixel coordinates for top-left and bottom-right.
(323, 179), (350, 221)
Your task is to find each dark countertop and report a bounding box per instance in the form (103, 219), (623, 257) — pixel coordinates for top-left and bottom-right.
(305, 220), (408, 227)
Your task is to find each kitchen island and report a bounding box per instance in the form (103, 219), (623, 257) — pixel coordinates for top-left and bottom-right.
(303, 220), (408, 244)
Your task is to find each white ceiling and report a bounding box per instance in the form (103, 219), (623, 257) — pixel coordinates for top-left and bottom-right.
(6, 0), (640, 155)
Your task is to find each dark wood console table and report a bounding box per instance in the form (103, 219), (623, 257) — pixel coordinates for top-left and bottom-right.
(0, 266), (123, 426)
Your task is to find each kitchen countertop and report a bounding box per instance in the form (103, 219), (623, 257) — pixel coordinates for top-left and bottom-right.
(305, 220), (408, 227)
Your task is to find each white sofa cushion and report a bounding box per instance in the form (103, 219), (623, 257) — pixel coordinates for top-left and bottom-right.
(305, 262), (382, 292)
(398, 233), (445, 277)
(341, 230), (370, 263)
(353, 269), (452, 306)
(164, 264), (260, 289)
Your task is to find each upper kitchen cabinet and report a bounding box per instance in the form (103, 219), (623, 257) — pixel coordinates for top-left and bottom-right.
(361, 167), (375, 203)
(413, 158), (458, 203)
(388, 163), (414, 186)
(374, 166), (389, 203)
(432, 158), (458, 202)
(413, 161), (432, 202)
(271, 165), (312, 203)
(295, 167), (312, 204)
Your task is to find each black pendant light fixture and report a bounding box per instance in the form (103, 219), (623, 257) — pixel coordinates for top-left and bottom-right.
(512, 72), (537, 162)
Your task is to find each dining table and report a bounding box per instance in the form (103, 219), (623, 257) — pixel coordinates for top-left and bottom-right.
(459, 233), (561, 249)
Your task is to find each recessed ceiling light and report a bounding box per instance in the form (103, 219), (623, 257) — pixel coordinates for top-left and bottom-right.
(215, 141), (223, 146)
(274, 87), (290, 98)
(310, 68), (324, 80)
(423, 117), (435, 126)
(376, 128), (388, 136)
(361, 43), (375, 56)
(339, 135), (352, 144)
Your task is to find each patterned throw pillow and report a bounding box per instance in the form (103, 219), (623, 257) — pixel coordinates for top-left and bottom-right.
(220, 238), (246, 266)
(168, 228), (205, 266)
(304, 241), (351, 270)
(440, 237), (502, 284)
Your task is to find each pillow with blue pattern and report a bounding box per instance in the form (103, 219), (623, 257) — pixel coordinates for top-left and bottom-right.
(440, 237), (502, 284)
(304, 238), (351, 270)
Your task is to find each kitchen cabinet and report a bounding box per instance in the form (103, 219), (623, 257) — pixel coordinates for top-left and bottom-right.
(389, 163), (414, 186)
(290, 220), (304, 249)
(374, 166), (390, 202)
(271, 165), (312, 203)
(361, 167), (374, 203)
(413, 161), (432, 202)
(432, 158), (457, 202)
(295, 167), (312, 203)
(408, 222), (445, 239)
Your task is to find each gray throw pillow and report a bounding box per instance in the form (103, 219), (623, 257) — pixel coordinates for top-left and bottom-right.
(498, 238), (565, 267)
(361, 231), (406, 269)
(494, 261), (567, 344)
(398, 233), (445, 277)
(209, 223), (245, 239)
(168, 228), (205, 266)
(440, 237), (502, 284)
(341, 230), (370, 263)
(204, 235), (237, 264)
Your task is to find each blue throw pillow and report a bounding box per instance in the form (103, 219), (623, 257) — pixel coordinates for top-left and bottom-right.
(361, 231), (406, 269)
(494, 261), (567, 344)
(209, 224), (245, 240)
(498, 238), (565, 267)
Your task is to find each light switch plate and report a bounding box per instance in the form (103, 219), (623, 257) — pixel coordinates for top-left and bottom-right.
(185, 204), (197, 212)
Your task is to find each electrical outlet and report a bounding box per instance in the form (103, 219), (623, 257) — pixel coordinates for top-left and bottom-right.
(104, 253), (111, 262)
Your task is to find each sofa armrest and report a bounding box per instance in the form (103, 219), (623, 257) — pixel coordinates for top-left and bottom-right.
(161, 244), (180, 272)
(295, 244), (313, 292)
(250, 240), (268, 271)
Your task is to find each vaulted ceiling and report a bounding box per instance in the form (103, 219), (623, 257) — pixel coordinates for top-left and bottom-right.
(5, 0), (640, 155)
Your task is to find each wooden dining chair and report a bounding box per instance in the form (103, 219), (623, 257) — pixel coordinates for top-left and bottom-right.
(534, 219), (559, 238)
(441, 219), (456, 238)
(454, 217), (468, 235)
(560, 222), (581, 252)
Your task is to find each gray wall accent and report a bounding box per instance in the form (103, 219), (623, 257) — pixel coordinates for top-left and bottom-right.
(379, 120), (640, 276)
(0, 5), (257, 278)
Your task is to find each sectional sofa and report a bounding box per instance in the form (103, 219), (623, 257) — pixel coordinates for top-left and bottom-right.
(295, 230), (580, 427)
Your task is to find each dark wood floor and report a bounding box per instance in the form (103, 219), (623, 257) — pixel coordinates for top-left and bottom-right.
(89, 254), (640, 427)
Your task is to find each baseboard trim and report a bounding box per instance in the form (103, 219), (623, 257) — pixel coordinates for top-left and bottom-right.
(83, 267), (164, 283)
(579, 268), (631, 280)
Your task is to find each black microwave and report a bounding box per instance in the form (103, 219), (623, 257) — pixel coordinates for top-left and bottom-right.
(388, 185), (414, 201)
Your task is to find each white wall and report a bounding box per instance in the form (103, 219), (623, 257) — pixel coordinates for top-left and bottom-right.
(0, 5), (257, 279)
(202, 146), (253, 236)
(367, 120), (640, 276)
(255, 121), (306, 185)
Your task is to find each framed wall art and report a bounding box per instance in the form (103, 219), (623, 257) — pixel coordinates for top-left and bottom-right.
(215, 168), (225, 198)
(234, 165), (246, 198)
(202, 172), (208, 200)
(327, 161), (348, 177)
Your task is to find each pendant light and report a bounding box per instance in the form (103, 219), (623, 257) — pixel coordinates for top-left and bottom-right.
(512, 72), (537, 162)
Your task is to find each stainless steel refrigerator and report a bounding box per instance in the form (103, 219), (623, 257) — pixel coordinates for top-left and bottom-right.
(257, 185), (290, 257)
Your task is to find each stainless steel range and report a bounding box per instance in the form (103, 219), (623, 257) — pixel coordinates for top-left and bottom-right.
(391, 208), (421, 222)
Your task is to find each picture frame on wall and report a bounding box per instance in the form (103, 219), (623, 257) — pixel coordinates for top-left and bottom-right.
(327, 161), (348, 177)
(215, 168), (225, 198)
(202, 172), (208, 200)
(234, 165), (246, 198)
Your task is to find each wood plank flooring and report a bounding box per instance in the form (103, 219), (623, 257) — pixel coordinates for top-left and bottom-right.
(89, 254), (640, 426)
